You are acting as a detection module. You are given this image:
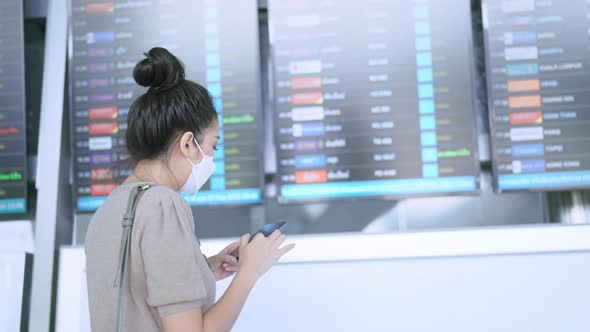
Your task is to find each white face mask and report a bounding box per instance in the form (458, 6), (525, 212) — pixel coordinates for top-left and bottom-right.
(179, 138), (217, 194)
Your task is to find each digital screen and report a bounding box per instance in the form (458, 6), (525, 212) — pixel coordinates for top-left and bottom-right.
(69, 0), (263, 211)
(270, 0), (480, 201)
(484, 0), (590, 191)
(0, 0), (27, 215)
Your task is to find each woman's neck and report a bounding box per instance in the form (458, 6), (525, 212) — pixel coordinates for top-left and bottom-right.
(122, 159), (181, 191)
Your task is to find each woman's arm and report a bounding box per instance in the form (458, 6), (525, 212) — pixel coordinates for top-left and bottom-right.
(161, 269), (257, 332)
(161, 231), (294, 332)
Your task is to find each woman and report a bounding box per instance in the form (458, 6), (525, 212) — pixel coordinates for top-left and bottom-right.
(85, 47), (294, 332)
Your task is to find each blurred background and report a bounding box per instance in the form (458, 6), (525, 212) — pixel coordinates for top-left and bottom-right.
(1, 0), (590, 331)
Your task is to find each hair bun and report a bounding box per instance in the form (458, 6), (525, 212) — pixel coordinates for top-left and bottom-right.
(133, 47), (185, 90)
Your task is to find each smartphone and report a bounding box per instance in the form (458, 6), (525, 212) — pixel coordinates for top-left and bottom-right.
(249, 221), (287, 243)
(233, 222), (287, 259)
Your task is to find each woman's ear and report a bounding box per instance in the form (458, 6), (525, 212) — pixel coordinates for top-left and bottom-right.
(178, 131), (194, 158)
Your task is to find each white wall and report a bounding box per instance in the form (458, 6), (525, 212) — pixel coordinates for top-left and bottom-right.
(0, 221), (33, 332)
(208, 225), (590, 332)
(216, 252), (590, 332)
(57, 225), (590, 332)
(0, 252), (27, 332)
(55, 248), (90, 332)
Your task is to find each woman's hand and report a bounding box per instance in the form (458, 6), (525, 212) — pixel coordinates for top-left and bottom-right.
(237, 230), (295, 281)
(207, 240), (240, 281)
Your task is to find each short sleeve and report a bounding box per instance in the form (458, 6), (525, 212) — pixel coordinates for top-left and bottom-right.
(137, 190), (208, 317)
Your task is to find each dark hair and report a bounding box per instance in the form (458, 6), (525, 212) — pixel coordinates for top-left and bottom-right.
(126, 47), (217, 162)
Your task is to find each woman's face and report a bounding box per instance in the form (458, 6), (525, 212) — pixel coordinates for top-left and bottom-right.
(172, 119), (220, 190)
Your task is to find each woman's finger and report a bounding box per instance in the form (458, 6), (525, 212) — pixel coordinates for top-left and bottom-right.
(219, 254), (238, 265)
(223, 240), (240, 255)
(239, 233), (250, 249)
(224, 266), (239, 272)
(277, 243), (296, 258)
(274, 234), (287, 248)
(269, 229), (282, 241)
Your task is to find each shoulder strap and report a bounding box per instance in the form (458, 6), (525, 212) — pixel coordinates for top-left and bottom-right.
(114, 184), (153, 332)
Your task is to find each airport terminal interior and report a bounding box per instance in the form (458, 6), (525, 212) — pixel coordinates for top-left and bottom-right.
(1, 0), (590, 331)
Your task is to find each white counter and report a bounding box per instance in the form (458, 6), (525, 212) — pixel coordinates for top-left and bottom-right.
(56, 224), (590, 332)
(200, 224), (590, 261)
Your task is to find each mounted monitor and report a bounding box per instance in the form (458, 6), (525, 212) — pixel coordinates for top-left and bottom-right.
(483, 0), (590, 191)
(0, 0), (27, 217)
(68, 0), (263, 211)
(269, 0), (480, 202)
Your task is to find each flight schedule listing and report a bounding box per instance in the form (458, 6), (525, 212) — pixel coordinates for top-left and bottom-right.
(70, 0), (262, 211)
(270, 0), (479, 201)
(484, 0), (590, 191)
(0, 0), (27, 215)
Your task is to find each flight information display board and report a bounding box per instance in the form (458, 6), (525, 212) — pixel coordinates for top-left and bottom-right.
(0, 0), (27, 215)
(484, 0), (590, 191)
(270, 0), (480, 201)
(69, 0), (262, 211)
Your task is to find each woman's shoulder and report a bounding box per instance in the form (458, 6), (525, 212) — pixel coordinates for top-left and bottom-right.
(143, 183), (183, 199)
(132, 184), (194, 227)
(92, 183), (192, 223)
(112, 182), (185, 206)
(86, 183), (194, 252)
(133, 184), (190, 210)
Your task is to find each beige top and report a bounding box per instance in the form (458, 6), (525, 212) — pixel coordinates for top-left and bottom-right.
(85, 183), (216, 332)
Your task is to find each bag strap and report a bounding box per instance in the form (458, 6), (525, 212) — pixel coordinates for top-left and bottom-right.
(113, 184), (153, 332)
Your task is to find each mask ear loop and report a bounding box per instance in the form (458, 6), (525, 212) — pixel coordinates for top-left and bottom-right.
(193, 138), (207, 157)
(186, 137), (204, 166)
